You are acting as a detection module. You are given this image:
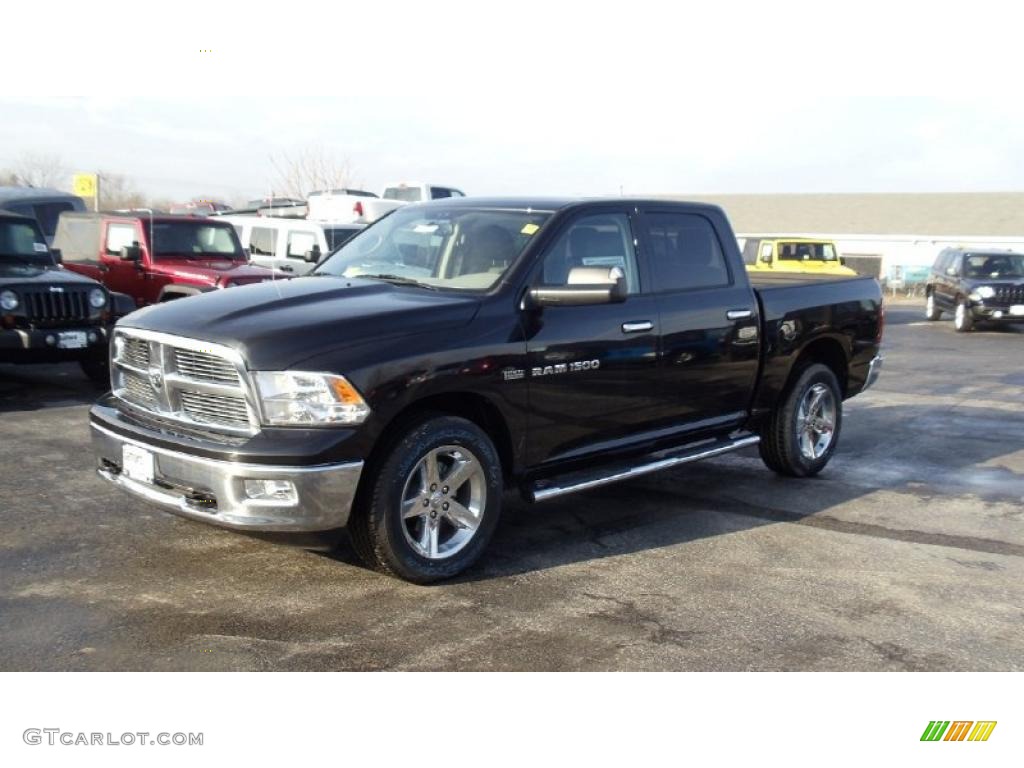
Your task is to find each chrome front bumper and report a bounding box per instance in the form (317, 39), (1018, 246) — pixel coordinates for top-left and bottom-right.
(863, 354), (883, 392)
(91, 423), (363, 532)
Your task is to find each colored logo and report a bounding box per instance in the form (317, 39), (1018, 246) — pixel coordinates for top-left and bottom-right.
(921, 721), (997, 742)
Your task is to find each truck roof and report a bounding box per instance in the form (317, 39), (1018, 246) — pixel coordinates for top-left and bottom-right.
(61, 211), (236, 225)
(0, 186), (80, 202)
(402, 196), (728, 214)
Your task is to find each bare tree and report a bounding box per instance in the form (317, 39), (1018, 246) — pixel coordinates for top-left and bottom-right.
(97, 172), (147, 210)
(270, 144), (356, 199)
(9, 152), (68, 188)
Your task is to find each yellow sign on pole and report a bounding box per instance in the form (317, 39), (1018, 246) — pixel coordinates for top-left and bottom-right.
(72, 173), (98, 198)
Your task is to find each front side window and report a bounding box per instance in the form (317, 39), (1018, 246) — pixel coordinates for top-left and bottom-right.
(151, 222), (243, 260)
(316, 206), (551, 291)
(539, 213), (640, 293)
(641, 212), (729, 291)
(105, 223), (137, 255)
(430, 187), (453, 199)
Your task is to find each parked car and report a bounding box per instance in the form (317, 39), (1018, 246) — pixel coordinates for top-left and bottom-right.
(0, 187), (87, 244)
(168, 200), (232, 215)
(53, 212), (281, 308)
(0, 211), (132, 383)
(742, 237), (856, 276)
(88, 197), (883, 582)
(306, 183), (465, 224)
(220, 215), (364, 275)
(925, 248), (1024, 331)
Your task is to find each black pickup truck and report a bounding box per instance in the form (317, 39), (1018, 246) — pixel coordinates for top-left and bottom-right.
(89, 198), (883, 581)
(0, 211), (129, 383)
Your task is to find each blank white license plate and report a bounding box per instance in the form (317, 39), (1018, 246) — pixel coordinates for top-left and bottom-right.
(57, 331), (88, 349)
(1010, 305), (1024, 317)
(122, 444), (155, 484)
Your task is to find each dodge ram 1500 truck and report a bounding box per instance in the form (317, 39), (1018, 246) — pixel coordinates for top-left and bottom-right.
(89, 198), (884, 582)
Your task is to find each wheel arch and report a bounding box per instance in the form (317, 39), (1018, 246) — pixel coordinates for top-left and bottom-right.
(791, 336), (849, 397)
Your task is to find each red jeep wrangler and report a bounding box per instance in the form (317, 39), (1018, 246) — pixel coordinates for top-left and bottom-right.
(53, 213), (279, 306)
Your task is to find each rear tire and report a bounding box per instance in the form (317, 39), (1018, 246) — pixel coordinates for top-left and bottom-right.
(954, 299), (974, 332)
(347, 415), (503, 583)
(925, 292), (942, 321)
(759, 363), (843, 478)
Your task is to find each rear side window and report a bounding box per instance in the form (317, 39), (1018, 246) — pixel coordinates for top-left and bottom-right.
(105, 223), (137, 255)
(641, 213), (729, 291)
(540, 213), (640, 293)
(430, 187), (452, 199)
(250, 227), (277, 257)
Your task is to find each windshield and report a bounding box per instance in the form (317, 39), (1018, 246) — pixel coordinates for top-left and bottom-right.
(151, 222), (245, 260)
(314, 207), (551, 291)
(0, 220), (53, 273)
(964, 253), (1024, 279)
(382, 186), (423, 202)
(777, 241), (838, 262)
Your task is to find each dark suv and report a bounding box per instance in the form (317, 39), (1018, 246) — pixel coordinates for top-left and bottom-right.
(925, 248), (1024, 332)
(0, 211), (131, 383)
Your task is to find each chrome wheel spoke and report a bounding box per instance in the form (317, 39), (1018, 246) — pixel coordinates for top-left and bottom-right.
(402, 495), (426, 520)
(423, 450), (442, 489)
(444, 499), (478, 530)
(443, 453), (479, 495)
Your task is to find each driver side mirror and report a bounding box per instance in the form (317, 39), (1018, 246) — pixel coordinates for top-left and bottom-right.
(946, 266), (959, 276)
(304, 244), (322, 263)
(527, 267), (628, 308)
(760, 251), (773, 264)
(120, 244), (142, 262)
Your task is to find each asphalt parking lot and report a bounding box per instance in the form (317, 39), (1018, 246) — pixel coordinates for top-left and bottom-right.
(1, 302), (1021, 671)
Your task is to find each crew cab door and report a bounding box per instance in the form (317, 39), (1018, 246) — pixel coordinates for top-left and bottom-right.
(522, 209), (662, 466)
(636, 207), (760, 431)
(100, 221), (148, 304)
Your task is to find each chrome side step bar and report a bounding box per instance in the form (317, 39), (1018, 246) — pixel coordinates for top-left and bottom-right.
(528, 433), (760, 503)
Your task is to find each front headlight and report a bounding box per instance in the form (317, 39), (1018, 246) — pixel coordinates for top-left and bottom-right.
(976, 285), (996, 299)
(88, 287), (107, 308)
(0, 290), (18, 311)
(254, 371), (370, 426)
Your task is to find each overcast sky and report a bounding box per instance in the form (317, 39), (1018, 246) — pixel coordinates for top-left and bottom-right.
(3, 1), (1022, 201)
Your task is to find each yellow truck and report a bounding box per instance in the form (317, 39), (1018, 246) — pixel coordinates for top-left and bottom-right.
(742, 237), (857, 276)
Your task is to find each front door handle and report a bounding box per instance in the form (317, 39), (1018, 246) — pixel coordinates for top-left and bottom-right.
(726, 309), (753, 321)
(622, 321), (653, 333)
(279, 264), (294, 273)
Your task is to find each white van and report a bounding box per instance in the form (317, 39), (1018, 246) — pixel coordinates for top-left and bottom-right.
(220, 216), (364, 274)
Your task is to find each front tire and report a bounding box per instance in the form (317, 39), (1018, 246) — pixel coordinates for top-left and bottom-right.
(80, 356), (110, 387)
(759, 363), (843, 478)
(348, 415), (503, 583)
(925, 292), (942, 321)
(954, 299), (975, 332)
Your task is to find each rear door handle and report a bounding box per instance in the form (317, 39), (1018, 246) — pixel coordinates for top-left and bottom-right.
(726, 309), (753, 321)
(621, 321), (653, 333)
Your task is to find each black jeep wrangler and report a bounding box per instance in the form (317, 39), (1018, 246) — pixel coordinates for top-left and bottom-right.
(0, 210), (129, 383)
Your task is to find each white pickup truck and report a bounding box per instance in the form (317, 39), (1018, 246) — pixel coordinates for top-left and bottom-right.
(306, 183), (465, 225)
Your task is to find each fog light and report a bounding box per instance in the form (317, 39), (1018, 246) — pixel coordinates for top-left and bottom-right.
(243, 479), (297, 502)
(45, 334), (56, 346)
(993, 311), (1004, 319)
(87, 331), (99, 343)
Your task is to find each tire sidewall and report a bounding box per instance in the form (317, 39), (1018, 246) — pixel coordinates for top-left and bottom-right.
(368, 416), (502, 582)
(955, 299), (973, 332)
(782, 364), (843, 477)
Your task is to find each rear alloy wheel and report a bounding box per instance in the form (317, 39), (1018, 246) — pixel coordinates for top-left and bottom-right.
(759, 363), (843, 477)
(347, 415), (502, 583)
(954, 299), (974, 332)
(925, 292), (942, 321)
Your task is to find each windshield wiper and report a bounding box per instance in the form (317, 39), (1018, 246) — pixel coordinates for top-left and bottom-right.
(360, 274), (439, 290)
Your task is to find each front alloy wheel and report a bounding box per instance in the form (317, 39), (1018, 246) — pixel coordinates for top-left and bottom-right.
(400, 445), (487, 560)
(954, 300), (974, 332)
(347, 414), (503, 582)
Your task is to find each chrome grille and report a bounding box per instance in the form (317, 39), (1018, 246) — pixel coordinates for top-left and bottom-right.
(993, 285), (1024, 303)
(23, 288), (91, 326)
(111, 329), (257, 436)
(174, 348), (239, 384)
(180, 391), (251, 427)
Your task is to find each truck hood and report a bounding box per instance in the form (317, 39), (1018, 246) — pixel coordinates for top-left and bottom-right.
(150, 258), (275, 284)
(121, 276), (481, 369)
